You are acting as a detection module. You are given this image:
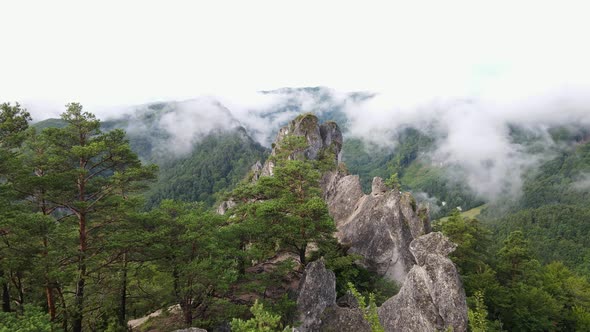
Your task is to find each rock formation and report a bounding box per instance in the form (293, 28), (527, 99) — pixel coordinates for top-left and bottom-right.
(296, 259), (337, 331)
(259, 113), (342, 177)
(378, 232), (468, 332)
(322, 172), (430, 284)
(220, 114), (467, 331)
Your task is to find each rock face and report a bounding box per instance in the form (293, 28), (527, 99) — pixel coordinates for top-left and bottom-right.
(378, 232), (468, 332)
(322, 172), (430, 284)
(216, 200), (236, 215)
(220, 114), (467, 331)
(319, 306), (371, 332)
(296, 259), (337, 332)
(260, 114), (342, 177)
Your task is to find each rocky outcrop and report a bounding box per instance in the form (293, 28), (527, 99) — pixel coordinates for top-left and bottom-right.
(378, 232), (468, 332)
(295, 233), (467, 332)
(322, 173), (430, 284)
(220, 114), (466, 331)
(319, 306), (370, 332)
(296, 259), (337, 332)
(261, 114), (342, 177)
(127, 304), (181, 330)
(216, 200), (236, 215)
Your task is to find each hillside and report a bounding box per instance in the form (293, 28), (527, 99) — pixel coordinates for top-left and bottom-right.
(485, 140), (590, 277)
(34, 105), (267, 208)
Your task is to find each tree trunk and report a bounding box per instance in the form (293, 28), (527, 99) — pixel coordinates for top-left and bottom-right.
(182, 298), (193, 327)
(73, 213), (87, 332)
(299, 243), (307, 265)
(1, 270), (9, 312)
(118, 252), (128, 327)
(45, 285), (56, 321)
(56, 286), (68, 332)
(43, 236), (56, 321)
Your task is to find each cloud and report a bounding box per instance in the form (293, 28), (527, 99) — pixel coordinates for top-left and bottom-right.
(572, 173), (590, 192)
(217, 87), (350, 146)
(413, 192), (441, 217)
(19, 84), (590, 203)
(342, 83), (590, 201)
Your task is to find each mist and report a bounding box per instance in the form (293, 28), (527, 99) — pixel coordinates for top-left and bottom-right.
(19, 83), (590, 203)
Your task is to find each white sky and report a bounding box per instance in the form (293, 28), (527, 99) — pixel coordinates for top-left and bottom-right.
(2, 0), (590, 118)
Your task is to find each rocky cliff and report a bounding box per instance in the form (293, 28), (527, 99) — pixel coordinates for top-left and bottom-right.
(321, 172), (431, 284)
(221, 114), (467, 331)
(296, 237), (467, 332)
(258, 113), (342, 178)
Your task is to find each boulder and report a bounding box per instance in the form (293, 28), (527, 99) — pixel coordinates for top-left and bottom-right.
(319, 306), (370, 332)
(378, 232), (468, 332)
(296, 259), (337, 332)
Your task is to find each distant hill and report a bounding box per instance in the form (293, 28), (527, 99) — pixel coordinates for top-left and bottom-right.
(33, 103), (267, 208)
(32, 89), (590, 219)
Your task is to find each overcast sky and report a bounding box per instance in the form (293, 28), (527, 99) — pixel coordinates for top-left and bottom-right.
(2, 1), (590, 119)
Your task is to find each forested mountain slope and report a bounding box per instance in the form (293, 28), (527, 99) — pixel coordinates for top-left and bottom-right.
(487, 139), (590, 277)
(34, 104), (268, 208)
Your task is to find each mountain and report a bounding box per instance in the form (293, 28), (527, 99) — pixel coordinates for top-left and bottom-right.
(486, 139), (590, 276)
(34, 100), (267, 208)
(33, 88), (590, 219)
(228, 113), (468, 331)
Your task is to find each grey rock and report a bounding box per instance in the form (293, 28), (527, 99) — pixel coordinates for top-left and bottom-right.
(322, 171), (426, 284)
(250, 160), (263, 182)
(371, 177), (388, 195)
(320, 171), (364, 227)
(296, 259), (337, 332)
(400, 192), (431, 238)
(221, 114), (467, 332)
(409, 231), (457, 266)
(261, 115), (342, 177)
(336, 292), (359, 308)
(216, 200), (236, 215)
(319, 306), (370, 332)
(378, 232), (468, 332)
(319, 121), (343, 163)
(173, 328), (207, 332)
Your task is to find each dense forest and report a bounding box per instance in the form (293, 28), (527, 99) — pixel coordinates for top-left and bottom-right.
(0, 103), (394, 331)
(2, 101), (590, 331)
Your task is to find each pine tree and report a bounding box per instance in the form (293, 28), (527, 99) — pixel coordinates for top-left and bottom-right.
(10, 103), (157, 331)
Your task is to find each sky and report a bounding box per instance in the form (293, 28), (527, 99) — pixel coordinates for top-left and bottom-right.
(2, 0), (590, 202)
(2, 1), (590, 119)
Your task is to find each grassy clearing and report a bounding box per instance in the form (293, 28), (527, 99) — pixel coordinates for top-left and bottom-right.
(437, 204), (487, 223)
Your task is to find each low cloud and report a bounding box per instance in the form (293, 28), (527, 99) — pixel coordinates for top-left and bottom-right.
(342, 87), (590, 201)
(572, 173), (590, 192)
(22, 85), (590, 203)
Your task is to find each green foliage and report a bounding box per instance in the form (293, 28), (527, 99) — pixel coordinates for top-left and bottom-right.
(384, 172), (400, 189)
(433, 210), (492, 288)
(145, 130), (267, 208)
(467, 290), (504, 332)
(318, 240), (399, 304)
(230, 135), (336, 265)
(0, 305), (54, 332)
(230, 300), (290, 332)
(347, 282), (384, 332)
(468, 291), (489, 332)
(147, 200), (240, 328)
(438, 205), (590, 331)
(0, 102), (31, 149)
(520, 140), (590, 209)
(342, 128), (483, 219)
(491, 204), (590, 276)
